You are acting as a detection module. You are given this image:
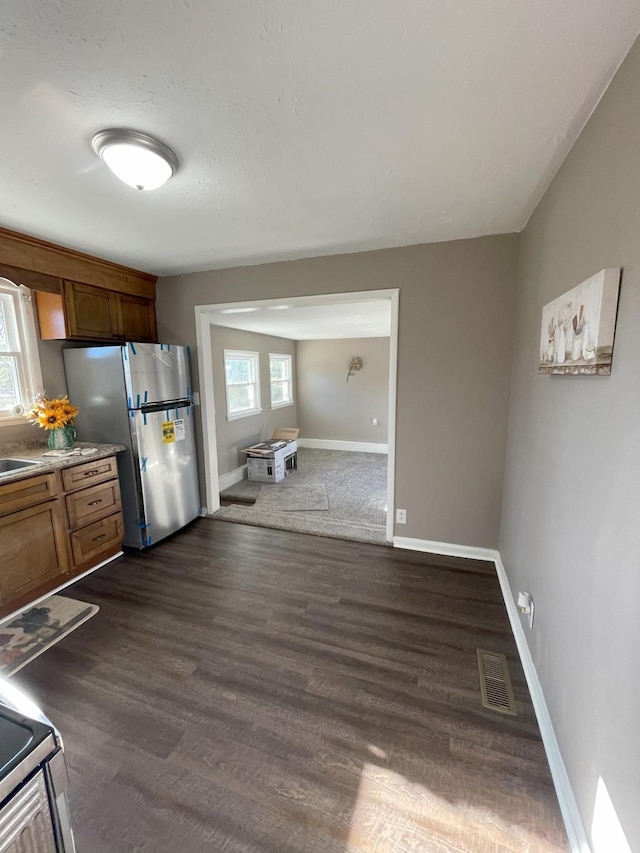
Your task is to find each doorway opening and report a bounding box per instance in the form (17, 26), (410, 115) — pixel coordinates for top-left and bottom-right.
(195, 289), (398, 544)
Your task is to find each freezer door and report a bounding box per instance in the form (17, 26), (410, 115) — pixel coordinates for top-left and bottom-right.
(131, 405), (200, 546)
(124, 343), (192, 407)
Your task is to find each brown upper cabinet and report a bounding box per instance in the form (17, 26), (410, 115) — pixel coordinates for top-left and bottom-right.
(0, 225), (158, 343)
(117, 291), (158, 343)
(37, 281), (158, 342)
(63, 281), (120, 339)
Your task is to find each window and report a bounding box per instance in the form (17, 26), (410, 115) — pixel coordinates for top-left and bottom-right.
(0, 280), (43, 424)
(223, 349), (261, 419)
(269, 353), (293, 409)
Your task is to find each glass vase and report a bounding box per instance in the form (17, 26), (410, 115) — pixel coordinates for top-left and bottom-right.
(47, 426), (77, 451)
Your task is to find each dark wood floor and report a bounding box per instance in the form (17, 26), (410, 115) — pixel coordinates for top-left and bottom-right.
(15, 519), (568, 852)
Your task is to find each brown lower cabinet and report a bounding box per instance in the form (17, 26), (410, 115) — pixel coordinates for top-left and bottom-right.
(63, 456), (123, 572)
(0, 497), (68, 608)
(0, 455), (123, 619)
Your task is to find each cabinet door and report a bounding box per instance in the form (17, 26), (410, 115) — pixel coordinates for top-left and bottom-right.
(63, 280), (121, 339)
(0, 500), (69, 612)
(117, 292), (157, 342)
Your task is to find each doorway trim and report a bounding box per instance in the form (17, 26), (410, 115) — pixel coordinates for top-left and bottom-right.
(195, 288), (399, 543)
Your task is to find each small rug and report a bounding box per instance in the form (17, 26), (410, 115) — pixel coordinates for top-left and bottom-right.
(0, 595), (99, 677)
(221, 480), (262, 503)
(254, 483), (329, 512)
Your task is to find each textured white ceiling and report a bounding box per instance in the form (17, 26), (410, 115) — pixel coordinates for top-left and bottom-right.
(1, 2), (639, 275)
(211, 299), (391, 340)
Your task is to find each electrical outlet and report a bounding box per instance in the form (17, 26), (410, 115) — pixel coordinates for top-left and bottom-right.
(396, 508), (407, 524)
(371, 417), (379, 426)
(518, 592), (535, 629)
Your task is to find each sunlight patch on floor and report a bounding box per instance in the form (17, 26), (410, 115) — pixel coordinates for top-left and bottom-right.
(345, 761), (566, 853)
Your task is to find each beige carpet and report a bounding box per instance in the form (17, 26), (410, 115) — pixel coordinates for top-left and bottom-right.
(214, 448), (387, 545)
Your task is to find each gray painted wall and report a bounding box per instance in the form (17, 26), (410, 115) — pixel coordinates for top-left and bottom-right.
(296, 337), (389, 443)
(211, 326), (298, 477)
(500, 39), (640, 851)
(157, 233), (518, 547)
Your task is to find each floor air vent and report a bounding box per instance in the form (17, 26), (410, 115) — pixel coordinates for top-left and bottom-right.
(476, 649), (517, 716)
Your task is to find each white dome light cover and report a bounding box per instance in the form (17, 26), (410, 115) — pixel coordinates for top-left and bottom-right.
(92, 129), (178, 191)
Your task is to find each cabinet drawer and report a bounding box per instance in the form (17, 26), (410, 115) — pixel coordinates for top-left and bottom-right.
(0, 472), (58, 517)
(66, 479), (122, 530)
(70, 513), (123, 566)
(62, 456), (118, 492)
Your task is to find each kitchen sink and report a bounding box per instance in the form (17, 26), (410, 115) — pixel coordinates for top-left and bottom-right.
(0, 458), (41, 474)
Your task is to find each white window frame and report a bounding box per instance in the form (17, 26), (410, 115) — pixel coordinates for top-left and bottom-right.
(269, 352), (294, 410)
(223, 349), (262, 420)
(0, 280), (43, 426)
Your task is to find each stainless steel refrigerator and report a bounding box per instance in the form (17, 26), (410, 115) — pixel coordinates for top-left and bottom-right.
(64, 343), (200, 549)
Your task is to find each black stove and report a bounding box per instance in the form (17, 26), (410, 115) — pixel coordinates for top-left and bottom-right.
(0, 699), (75, 851)
(0, 704), (54, 785)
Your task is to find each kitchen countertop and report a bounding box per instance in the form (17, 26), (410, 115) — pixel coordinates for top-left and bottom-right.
(0, 440), (126, 486)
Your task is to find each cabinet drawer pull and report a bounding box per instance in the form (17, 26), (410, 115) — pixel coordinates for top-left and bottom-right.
(83, 470), (101, 477)
(92, 533), (107, 542)
(88, 499), (103, 507)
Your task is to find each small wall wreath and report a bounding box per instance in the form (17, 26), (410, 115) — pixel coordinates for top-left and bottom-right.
(346, 355), (363, 383)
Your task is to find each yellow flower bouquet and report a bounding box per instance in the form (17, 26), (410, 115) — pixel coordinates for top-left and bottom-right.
(26, 395), (79, 430)
(26, 395), (79, 450)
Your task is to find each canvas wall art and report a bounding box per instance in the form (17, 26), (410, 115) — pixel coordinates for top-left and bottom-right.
(539, 268), (621, 375)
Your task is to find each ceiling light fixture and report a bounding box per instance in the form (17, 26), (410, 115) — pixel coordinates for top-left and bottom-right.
(91, 129), (178, 191)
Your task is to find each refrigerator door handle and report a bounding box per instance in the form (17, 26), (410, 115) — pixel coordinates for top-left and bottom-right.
(138, 399), (193, 414)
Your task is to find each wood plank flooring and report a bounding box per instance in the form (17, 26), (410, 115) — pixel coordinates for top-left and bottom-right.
(14, 519), (569, 852)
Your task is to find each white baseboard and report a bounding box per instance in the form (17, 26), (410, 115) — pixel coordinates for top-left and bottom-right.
(392, 536), (498, 562)
(297, 438), (388, 454)
(493, 554), (590, 853)
(218, 464), (247, 492)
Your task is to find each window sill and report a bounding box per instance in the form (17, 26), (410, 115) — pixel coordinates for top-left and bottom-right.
(226, 408), (263, 422)
(270, 400), (294, 411)
(0, 416), (31, 428)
